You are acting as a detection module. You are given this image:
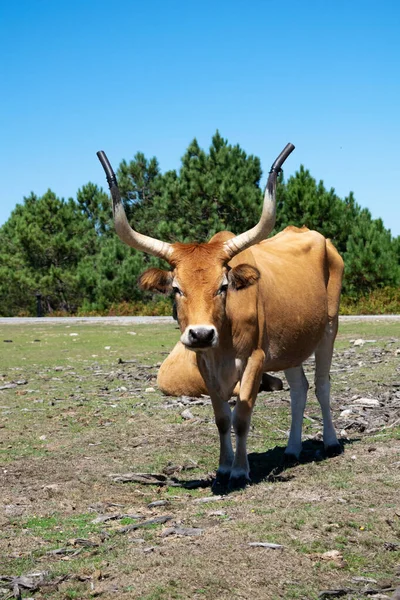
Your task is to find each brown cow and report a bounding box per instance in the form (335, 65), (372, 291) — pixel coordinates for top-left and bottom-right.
(97, 144), (344, 491)
(157, 340), (283, 397)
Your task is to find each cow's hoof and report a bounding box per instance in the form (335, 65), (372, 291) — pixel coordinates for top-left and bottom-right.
(228, 474), (251, 492)
(283, 452), (300, 467)
(211, 471), (230, 494)
(326, 443), (343, 458)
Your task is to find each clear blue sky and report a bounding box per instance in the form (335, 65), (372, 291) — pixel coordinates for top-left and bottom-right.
(1, 0), (399, 236)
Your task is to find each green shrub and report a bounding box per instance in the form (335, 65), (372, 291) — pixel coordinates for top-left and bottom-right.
(340, 287), (400, 315)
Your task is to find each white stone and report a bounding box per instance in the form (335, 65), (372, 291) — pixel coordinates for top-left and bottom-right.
(340, 409), (353, 417)
(353, 398), (380, 406)
(181, 409), (194, 420)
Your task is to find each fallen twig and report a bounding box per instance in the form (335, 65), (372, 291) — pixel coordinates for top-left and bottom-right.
(117, 358), (137, 364)
(109, 472), (177, 486)
(248, 542), (284, 549)
(91, 513), (143, 524)
(116, 515), (172, 534)
(161, 526), (203, 537)
(318, 588), (396, 599)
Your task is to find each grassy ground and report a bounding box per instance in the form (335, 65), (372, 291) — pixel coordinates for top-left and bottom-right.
(0, 320), (399, 599)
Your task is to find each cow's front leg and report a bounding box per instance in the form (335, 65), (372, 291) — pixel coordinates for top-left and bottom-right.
(230, 349), (265, 490)
(209, 395), (234, 491)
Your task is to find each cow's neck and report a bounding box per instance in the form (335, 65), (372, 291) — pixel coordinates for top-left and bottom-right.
(195, 319), (237, 399)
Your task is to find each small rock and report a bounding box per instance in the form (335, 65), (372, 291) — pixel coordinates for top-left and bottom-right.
(163, 464), (181, 475)
(351, 576), (377, 584)
(69, 333), (79, 337)
(319, 549), (346, 567)
(353, 338), (365, 346)
(5, 504), (26, 517)
(145, 387), (155, 393)
(340, 409), (353, 417)
(161, 526), (203, 537)
(181, 409), (194, 420)
(353, 398), (380, 407)
(148, 500), (169, 508)
(44, 484), (60, 497)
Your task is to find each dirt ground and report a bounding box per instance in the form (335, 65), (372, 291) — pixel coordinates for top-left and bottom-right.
(0, 320), (399, 600)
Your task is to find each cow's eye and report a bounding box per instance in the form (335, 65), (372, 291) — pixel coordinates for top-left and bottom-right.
(217, 284), (228, 296)
(173, 286), (183, 297)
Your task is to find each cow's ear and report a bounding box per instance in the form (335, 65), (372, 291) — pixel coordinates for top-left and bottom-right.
(138, 268), (173, 294)
(228, 264), (260, 290)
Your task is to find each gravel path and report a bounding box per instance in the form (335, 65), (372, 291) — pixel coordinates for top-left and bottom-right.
(0, 315), (399, 325)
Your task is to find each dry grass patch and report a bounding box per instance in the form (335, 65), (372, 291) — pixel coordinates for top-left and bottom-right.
(0, 320), (399, 599)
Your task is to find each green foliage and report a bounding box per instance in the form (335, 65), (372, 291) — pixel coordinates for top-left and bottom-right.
(0, 132), (398, 316)
(77, 297), (173, 317)
(117, 152), (162, 236)
(344, 213), (399, 295)
(77, 237), (150, 311)
(340, 287), (400, 315)
(153, 131), (263, 242)
(76, 182), (112, 236)
(275, 167), (360, 255)
(275, 168), (399, 296)
(0, 190), (97, 315)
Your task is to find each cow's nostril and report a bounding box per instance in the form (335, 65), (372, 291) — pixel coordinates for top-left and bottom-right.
(205, 329), (215, 342)
(189, 328), (198, 341)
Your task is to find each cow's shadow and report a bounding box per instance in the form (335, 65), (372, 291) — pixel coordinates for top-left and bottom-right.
(178, 438), (356, 493)
(248, 438), (355, 486)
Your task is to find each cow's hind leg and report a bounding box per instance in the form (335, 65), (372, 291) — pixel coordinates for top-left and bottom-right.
(314, 319), (341, 456)
(230, 349), (265, 490)
(284, 365), (309, 460)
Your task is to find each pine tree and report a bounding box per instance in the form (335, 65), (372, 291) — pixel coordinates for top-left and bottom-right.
(152, 131), (263, 243)
(344, 211), (399, 295)
(275, 166), (347, 251)
(77, 237), (148, 311)
(76, 183), (112, 236)
(117, 152), (162, 236)
(0, 191), (96, 315)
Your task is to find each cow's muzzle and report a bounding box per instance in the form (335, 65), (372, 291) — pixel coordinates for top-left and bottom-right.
(181, 325), (218, 350)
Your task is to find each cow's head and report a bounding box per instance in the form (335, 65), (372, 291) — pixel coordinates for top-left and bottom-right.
(138, 240), (261, 349)
(97, 144), (294, 351)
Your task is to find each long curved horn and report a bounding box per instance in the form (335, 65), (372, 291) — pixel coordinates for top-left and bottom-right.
(97, 151), (173, 261)
(223, 143), (295, 258)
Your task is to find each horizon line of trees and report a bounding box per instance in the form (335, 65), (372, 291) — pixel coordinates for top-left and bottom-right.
(0, 131), (399, 317)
